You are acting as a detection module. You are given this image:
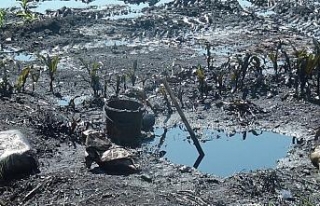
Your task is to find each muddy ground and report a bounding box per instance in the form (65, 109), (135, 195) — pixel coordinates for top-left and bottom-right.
(1, 0), (320, 205)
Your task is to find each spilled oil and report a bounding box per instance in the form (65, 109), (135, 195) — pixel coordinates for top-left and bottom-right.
(57, 95), (89, 106)
(1, 48), (35, 62)
(0, 0), (174, 16)
(195, 45), (233, 57)
(14, 53), (35, 62)
(145, 127), (292, 177)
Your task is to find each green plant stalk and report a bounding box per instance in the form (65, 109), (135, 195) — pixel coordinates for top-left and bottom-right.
(48, 57), (59, 93)
(19, 0), (28, 12)
(316, 64), (320, 97)
(15, 66), (31, 92)
(122, 75), (127, 91)
(196, 65), (207, 97)
(17, 0), (36, 22)
(292, 49), (319, 97)
(0, 62), (13, 97)
(239, 53), (251, 89)
(0, 9), (6, 28)
(79, 58), (102, 97)
(38, 54), (59, 93)
(158, 85), (172, 114)
(30, 67), (41, 92)
(281, 48), (294, 87)
(91, 62), (101, 97)
(268, 40), (283, 82)
(217, 72), (224, 95)
(281, 49), (291, 73)
(231, 68), (240, 93)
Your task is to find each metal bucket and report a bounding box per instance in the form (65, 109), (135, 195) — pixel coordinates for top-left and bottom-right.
(104, 97), (144, 147)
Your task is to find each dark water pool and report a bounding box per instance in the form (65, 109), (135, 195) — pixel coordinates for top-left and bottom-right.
(146, 127), (292, 177)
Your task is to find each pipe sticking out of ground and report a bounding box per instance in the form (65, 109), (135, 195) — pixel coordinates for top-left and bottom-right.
(160, 77), (205, 158)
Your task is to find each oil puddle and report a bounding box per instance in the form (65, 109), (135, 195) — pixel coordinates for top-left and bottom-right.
(195, 45), (233, 57)
(1, 49), (35, 62)
(0, 0), (174, 17)
(108, 11), (143, 20)
(57, 95), (89, 106)
(105, 39), (128, 47)
(154, 0), (174, 6)
(220, 0), (252, 9)
(103, 38), (165, 54)
(146, 127), (292, 177)
(14, 52), (36, 62)
(32, 0), (135, 14)
(237, 0), (253, 9)
(256, 10), (276, 17)
(33, 0), (147, 13)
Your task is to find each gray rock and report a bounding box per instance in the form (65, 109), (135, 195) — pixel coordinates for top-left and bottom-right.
(179, 165), (193, 173)
(0, 130), (39, 181)
(278, 189), (294, 201)
(141, 174), (153, 183)
(142, 113), (156, 132)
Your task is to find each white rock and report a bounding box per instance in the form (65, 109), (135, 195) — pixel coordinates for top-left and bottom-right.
(0, 130), (39, 180)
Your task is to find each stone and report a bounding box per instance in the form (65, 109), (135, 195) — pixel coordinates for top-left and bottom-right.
(84, 129), (112, 168)
(142, 113), (156, 132)
(0, 130), (39, 181)
(179, 165), (193, 173)
(85, 131), (139, 174)
(310, 145), (320, 170)
(141, 174), (153, 183)
(278, 189), (294, 201)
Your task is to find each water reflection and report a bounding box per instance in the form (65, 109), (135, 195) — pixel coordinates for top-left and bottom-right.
(146, 127), (292, 177)
(0, 0), (174, 14)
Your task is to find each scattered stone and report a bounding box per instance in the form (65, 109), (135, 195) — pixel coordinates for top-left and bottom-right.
(84, 130), (112, 153)
(203, 99), (211, 110)
(84, 129), (111, 168)
(215, 101), (224, 108)
(309, 145), (320, 170)
(0, 130), (39, 181)
(124, 87), (146, 101)
(267, 92), (273, 99)
(85, 131), (139, 174)
(206, 178), (220, 184)
(98, 146), (139, 173)
(278, 189), (294, 201)
(102, 193), (113, 198)
(179, 165), (193, 173)
(142, 113), (156, 132)
(141, 174), (153, 182)
(302, 169), (311, 175)
(221, 100), (266, 117)
(158, 150), (166, 158)
(197, 114), (205, 119)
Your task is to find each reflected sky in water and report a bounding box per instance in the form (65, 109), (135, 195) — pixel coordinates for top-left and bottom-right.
(148, 127), (292, 177)
(0, 0), (173, 13)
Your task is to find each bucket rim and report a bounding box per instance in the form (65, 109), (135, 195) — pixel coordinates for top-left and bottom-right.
(104, 96), (144, 113)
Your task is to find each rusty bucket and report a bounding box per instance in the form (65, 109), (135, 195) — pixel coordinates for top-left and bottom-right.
(104, 97), (144, 147)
